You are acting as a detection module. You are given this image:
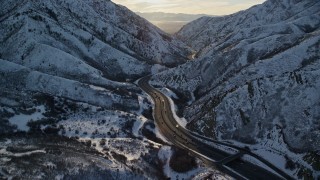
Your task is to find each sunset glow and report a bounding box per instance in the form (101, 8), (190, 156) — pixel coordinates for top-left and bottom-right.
(112, 0), (266, 15)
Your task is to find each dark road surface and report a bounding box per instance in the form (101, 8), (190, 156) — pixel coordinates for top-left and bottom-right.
(138, 76), (292, 180)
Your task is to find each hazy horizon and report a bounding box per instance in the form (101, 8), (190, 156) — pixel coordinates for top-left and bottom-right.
(112, 0), (266, 16)
(136, 12), (211, 34)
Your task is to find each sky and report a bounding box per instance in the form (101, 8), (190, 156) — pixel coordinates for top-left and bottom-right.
(112, 0), (266, 15)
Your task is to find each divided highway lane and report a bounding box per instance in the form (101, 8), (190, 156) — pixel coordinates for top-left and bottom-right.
(138, 76), (292, 180)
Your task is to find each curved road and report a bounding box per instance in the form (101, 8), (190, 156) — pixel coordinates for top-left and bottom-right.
(138, 76), (292, 180)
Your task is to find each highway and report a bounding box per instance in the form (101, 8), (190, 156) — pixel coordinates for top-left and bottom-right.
(138, 76), (293, 180)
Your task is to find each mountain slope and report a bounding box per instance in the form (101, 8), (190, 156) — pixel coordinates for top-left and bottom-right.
(0, 0), (192, 130)
(152, 0), (320, 178)
(0, 1), (195, 179)
(176, 0), (319, 57)
(0, 0), (191, 82)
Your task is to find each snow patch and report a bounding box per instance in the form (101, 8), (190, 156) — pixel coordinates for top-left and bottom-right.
(89, 85), (107, 91)
(55, 174), (64, 180)
(132, 115), (148, 137)
(9, 105), (46, 131)
(0, 149), (46, 157)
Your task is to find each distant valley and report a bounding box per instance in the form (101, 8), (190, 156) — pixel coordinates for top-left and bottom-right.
(136, 12), (212, 34)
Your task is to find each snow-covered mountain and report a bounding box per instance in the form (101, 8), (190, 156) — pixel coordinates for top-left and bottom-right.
(176, 0), (319, 58)
(0, 0), (189, 133)
(0, 0), (191, 82)
(1, 0), (320, 178)
(0, 0), (193, 126)
(0, 0), (197, 179)
(152, 0), (320, 177)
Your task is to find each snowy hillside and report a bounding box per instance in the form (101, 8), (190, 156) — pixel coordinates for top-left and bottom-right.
(0, 0), (191, 82)
(0, 59), (139, 111)
(0, 1), (199, 179)
(0, 0), (192, 138)
(176, 0), (319, 57)
(152, 0), (320, 178)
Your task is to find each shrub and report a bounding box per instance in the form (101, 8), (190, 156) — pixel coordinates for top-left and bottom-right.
(169, 148), (197, 173)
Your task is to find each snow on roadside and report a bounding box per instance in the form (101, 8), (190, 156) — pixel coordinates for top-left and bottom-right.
(160, 87), (178, 99)
(136, 89), (170, 143)
(154, 126), (171, 144)
(158, 88), (188, 128)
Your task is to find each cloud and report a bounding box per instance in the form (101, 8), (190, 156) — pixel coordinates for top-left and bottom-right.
(112, 0), (266, 15)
